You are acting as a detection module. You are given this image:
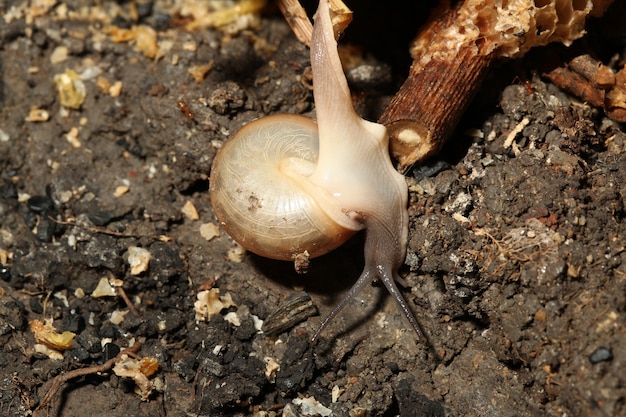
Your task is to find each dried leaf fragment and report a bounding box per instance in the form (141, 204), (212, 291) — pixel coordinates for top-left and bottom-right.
(54, 69), (86, 109)
(30, 318), (75, 352)
(227, 243), (246, 262)
(34, 344), (64, 360)
(264, 356), (280, 383)
(194, 288), (236, 321)
(293, 396), (332, 417)
(188, 61), (214, 83)
(105, 25), (159, 59)
(113, 355), (159, 400)
(181, 0), (267, 31)
(138, 357), (159, 377)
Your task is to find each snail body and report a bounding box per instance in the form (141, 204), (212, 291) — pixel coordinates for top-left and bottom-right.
(210, 0), (423, 340)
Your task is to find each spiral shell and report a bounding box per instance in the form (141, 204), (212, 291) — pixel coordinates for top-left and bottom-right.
(209, 114), (357, 261)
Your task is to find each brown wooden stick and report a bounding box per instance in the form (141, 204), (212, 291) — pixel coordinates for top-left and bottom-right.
(378, 2), (494, 172)
(380, 50), (492, 172)
(34, 341), (142, 415)
(378, 0), (614, 173)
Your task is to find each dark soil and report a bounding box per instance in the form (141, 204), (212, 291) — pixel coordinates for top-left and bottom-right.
(1, 1), (625, 417)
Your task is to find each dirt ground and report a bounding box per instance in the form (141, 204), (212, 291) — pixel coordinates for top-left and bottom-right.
(1, 1), (625, 416)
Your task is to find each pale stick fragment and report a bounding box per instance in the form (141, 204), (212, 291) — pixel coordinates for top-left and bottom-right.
(276, 0), (352, 46)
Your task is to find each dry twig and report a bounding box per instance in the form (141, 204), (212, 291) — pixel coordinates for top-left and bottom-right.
(116, 286), (141, 316)
(50, 216), (170, 242)
(544, 54), (626, 123)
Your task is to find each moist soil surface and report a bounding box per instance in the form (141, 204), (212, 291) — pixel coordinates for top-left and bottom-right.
(1, 1), (626, 416)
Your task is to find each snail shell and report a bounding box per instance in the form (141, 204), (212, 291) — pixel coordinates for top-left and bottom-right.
(209, 114), (361, 261)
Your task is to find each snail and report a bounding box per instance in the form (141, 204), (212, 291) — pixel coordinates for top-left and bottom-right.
(210, 0), (423, 340)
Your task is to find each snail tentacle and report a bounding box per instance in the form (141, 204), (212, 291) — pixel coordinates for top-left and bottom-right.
(311, 267), (374, 342)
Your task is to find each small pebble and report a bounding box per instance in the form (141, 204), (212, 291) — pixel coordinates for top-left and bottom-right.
(69, 347), (91, 363)
(50, 46), (69, 64)
(29, 297), (43, 314)
(35, 218), (56, 242)
(88, 210), (115, 227)
(0, 264), (10, 282)
(76, 330), (101, 354)
(412, 160), (450, 180)
(0, 181), (17, 199)
(589, 346), (613, 364)
(62, 313), (86, 333)
(103, 342), (121, 362)
(27, 195), (53, 213)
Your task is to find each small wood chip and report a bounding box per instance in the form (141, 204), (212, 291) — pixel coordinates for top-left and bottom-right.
(199, 222), (220, 241)
(188, 61), (214, 83)
(127, 246), (151, 275)
(25, 106), (50, 122)
(114, 184), (130, 197)
(91, 277), (116, 297)
(50, 46), (69, 64)
(181, 200), (199, 220)
(109, 80), (123, 97)
(262, 292), (318, 336)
